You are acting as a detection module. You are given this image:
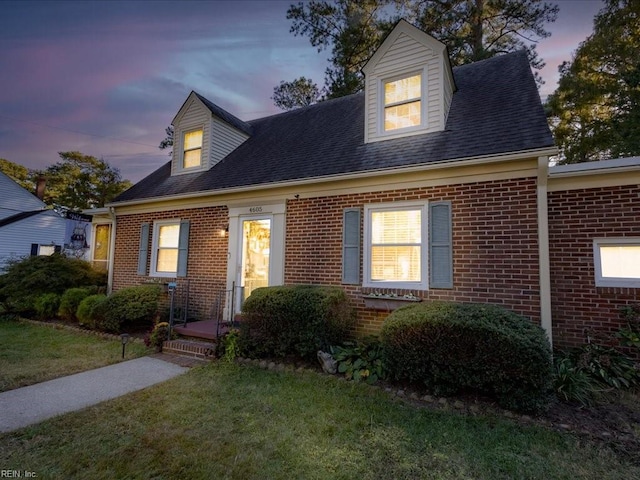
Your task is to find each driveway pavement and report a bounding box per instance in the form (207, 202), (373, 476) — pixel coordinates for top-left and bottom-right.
(0, 356), (189, 433)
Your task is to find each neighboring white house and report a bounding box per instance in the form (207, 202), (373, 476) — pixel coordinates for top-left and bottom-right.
(0, 171), (67, 270)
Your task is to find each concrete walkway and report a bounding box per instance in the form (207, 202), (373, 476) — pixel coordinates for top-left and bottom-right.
(0, 356), (189, 433)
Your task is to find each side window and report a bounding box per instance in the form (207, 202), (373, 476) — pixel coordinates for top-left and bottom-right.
(593, 238), (640, 287)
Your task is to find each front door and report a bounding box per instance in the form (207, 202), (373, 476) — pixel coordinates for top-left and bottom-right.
(238, 217), (271, 306)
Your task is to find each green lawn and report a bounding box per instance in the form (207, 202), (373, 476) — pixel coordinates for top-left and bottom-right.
(0, 319), (150, 392)
(1, 362), (637, 480)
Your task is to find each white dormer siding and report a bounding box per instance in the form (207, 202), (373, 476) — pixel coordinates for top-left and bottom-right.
(363, 20), (455, 143)
(171, 92), (250, 176)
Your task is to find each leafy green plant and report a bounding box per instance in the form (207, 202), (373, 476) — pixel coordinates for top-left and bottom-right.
(220, 328), (240, 363)
(34, 293), (61, 320)
(96, 285), (163, 333)
(58, 287), (95, 322)
(240, 285), (354, 360)
(145, 322), (176, 350)
(618, 304), (640, 350)
(381, 301), (554, 413)
(331, 337), (387, 384)
(573, 343), (639, 391)
(76, 294), (107, 328)
(0, 254), (106, 316)
(553, 355), (600, 406)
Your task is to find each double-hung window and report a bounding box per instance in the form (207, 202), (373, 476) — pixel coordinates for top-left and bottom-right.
(593, 238), (640, 288)
(364, 202), (428, 289)
(182, 128), (203, 169)
(383, 73), (422, 132)
(141, 219), (190, 278)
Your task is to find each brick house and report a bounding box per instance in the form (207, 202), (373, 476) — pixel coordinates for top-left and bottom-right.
(104, 20), (640, 350)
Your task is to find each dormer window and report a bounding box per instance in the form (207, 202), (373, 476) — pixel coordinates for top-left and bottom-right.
(383, 73), (422, 131)
(183, 128), (203, 169)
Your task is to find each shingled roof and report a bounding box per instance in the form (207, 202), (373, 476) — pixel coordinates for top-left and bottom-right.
(114, 50), (554, 204)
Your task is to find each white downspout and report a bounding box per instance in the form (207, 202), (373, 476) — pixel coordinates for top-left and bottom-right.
(537, 156), (553, 347)
(107, 207), (116, 294)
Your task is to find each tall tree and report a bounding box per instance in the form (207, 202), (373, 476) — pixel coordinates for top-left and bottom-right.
(287, 0), (394, 99)
(0, 158), (36, 192)
(43, 152), (132, 211)
(546, 0), (640, 164)
(283, 0), (558, 99)
(403, 0), (558, 85)
(272, 76), (324, 110)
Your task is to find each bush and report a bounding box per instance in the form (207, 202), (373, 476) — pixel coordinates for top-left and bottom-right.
(34, 293), (61, 320)
(0, 254), (106, 316)
(95, 285), (163, 333)
(240, 285), (354, 360)
(58, 287), (96, 322)
(331, 336), (387, 384)
(553, 355), (600, 407)
(77, 294), (107, 329)
(144, 322), (176, 350)
(380, 301), (553, 413)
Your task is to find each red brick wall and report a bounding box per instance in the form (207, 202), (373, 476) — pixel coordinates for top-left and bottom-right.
(113, 206), (229, 320)
(285, 177), (541, 336)
(548, 185), (640, 350)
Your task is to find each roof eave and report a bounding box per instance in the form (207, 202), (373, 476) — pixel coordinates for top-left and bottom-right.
(107, 146), (557, 209)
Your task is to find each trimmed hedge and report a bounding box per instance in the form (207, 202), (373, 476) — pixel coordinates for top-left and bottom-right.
(93, 285), (162, 333)
(58, 287), (95, 322)
(0, 254), (106, 316)
(380, 301), (553, 413)
(77, 294), (107, 329)
(34, 293), (61, 320)
(240, 285), (354, 360)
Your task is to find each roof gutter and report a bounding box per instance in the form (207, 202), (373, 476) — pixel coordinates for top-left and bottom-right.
(107, 146), (558, 209)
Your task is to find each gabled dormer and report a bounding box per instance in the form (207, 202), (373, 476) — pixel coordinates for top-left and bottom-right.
(171, 91), (252, 176)
(362, 20), (456, 143)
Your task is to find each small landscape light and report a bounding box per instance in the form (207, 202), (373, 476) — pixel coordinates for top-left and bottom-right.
(120, 333), (130, 359)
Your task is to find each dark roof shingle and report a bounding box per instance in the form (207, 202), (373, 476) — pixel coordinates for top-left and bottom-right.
(115, 51), (554, 203)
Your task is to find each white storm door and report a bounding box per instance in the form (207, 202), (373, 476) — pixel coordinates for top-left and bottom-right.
(238, 217), (272, 305)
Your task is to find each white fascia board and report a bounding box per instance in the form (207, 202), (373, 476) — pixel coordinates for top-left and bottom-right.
(549, 157), (640, 177)
(107, 146), (558, 210)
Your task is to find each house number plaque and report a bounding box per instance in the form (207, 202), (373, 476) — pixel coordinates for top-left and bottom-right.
(249, 206), (263, 213)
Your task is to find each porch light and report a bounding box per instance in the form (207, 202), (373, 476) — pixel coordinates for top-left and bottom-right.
(120, 333), (130, 359)
(219, 224), (229, 237)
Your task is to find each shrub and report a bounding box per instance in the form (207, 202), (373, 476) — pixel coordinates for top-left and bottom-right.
(570, 343), (639, 391)
(618, 304), (640, 351)
(380, 301), (553, 413)
(145, 322), (176, 350)
(240, 285), (354, 360)
(95, 285), (163, 333)
(58, 287), (96, 322)
(553, 355), (600, 407)
(0, 254), (106, 316)
(34, 293), (61, 320)
(77, 294), (107, 329)
(331, 337), (387, 384)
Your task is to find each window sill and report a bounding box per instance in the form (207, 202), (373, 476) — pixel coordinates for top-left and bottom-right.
(362, 294), (422, 312)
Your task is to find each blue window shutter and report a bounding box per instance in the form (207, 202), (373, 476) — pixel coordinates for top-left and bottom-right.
(137, 223), (150, 275)
(342, 208), (361, 284)
(429, 201), (453, 288)
(177, 220), (190, 277)
(30, 244), (38, 256)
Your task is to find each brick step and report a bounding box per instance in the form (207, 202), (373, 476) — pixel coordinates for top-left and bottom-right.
(162, 339), (216, 360)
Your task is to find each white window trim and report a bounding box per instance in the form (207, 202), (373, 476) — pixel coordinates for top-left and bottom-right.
(150, 219), (181, 278)
(180, 127), (204, 171)
(363, 201), (428, 290)
(378, 68), (427, 137)
(593, 237), (640, 288)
